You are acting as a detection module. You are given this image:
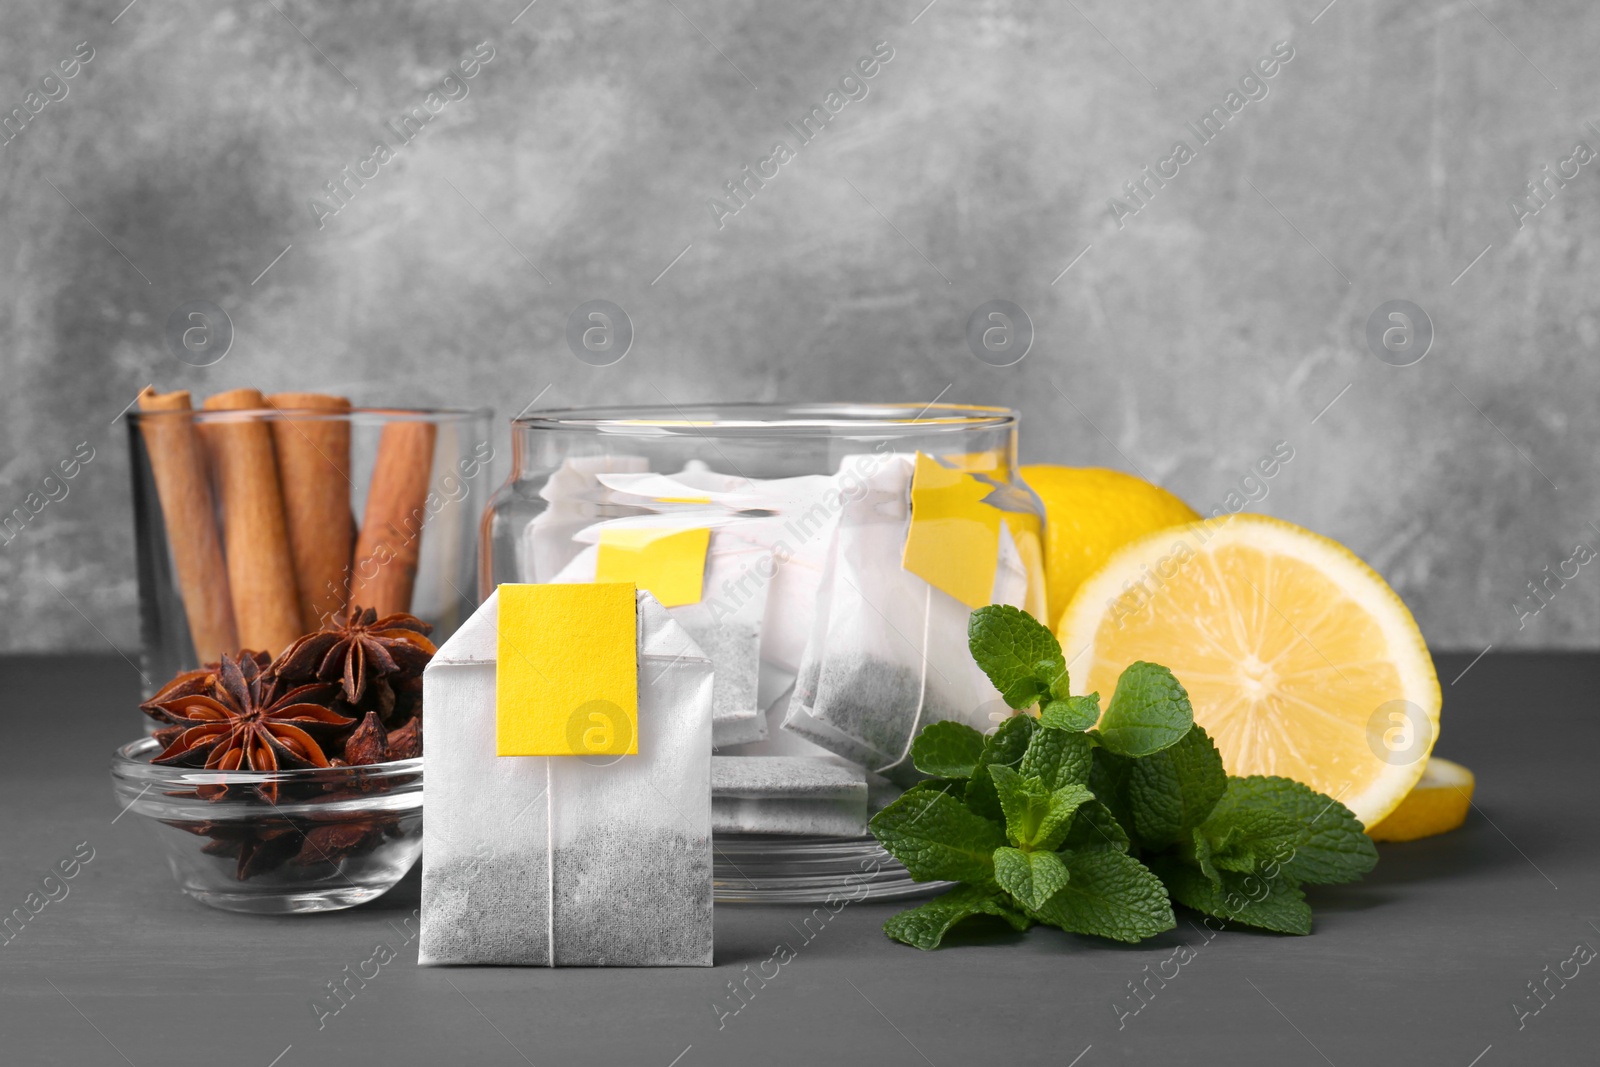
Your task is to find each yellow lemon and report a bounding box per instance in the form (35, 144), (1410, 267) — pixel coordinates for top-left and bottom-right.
(1367, 757), (1474, 842)
(1020, 465), (1199, 630)
(1057, 513), (1441, 828)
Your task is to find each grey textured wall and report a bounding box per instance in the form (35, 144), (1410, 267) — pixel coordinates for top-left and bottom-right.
(1, 0), (1595, 653)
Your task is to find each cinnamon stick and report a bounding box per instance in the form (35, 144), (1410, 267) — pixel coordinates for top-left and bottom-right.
(201, 388), (305, 654)
(350, 419), (437, 617)
(267, 392), (352, 630)
(135, 387), (239, 662)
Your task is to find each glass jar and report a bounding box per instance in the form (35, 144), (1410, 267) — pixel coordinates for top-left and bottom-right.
(480, 402), (1046, 902)
(127, 404), (492, 697)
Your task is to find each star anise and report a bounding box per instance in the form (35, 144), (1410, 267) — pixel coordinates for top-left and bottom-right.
(273, 605), (435, 707)
(139, 651), (271, 720)
(150, 654), (351, 801)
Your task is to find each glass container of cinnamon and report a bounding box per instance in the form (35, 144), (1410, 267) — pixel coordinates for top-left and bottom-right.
(126, 391), (491, 696)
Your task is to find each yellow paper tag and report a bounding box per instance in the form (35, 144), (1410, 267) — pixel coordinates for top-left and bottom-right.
(496, 583), (638, 757)
(594, 527), (711, 607)
(902, 452), (1003, 609)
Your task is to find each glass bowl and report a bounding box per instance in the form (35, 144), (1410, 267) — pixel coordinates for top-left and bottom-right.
(111, 737), (423, 914)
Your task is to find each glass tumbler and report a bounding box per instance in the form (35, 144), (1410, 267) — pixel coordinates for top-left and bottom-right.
(480, 402), (1046, 902)
(127, 403), (492, 696)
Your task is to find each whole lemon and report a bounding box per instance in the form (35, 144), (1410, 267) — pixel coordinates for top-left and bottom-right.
(1020, 465), (1200, 630)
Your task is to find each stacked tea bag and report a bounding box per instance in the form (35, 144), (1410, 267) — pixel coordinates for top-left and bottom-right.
(711, 755), (867, 837)
(517, 450), (1035, 829)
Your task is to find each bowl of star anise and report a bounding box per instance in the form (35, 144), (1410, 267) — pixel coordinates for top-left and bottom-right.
(111, 607), (433, 914)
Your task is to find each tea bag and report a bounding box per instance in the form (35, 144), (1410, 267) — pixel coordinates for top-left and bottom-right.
(783, 453), (1032, 784)
(520, 454), (649, 582)
(711, 756), (867, 836)
(599, 466), (841, 675)
(419, 586), (714, 966)
(783, 454), (933, 777)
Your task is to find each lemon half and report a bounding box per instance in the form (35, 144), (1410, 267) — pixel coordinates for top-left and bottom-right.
(1058, 514), (1441, 828)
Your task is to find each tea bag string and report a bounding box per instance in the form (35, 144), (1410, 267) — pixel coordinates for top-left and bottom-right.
(874, 583), (933, 780)
(545, 758), (555, 968)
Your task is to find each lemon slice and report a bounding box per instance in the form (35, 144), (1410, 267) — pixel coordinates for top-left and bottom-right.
(1367, 757), (1474, 842)
(1058, 514), (1441, 828)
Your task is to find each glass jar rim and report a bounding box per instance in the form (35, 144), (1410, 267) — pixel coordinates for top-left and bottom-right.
(512, 401), (1018, 437)
(126, 405), (491, 427)
(111, 736), (423, 788)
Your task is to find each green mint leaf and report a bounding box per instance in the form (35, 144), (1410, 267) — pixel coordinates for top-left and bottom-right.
(1039, 694), (1101, 732)
(1020, 725), (1093, 789)
(968, 605), (1066, 709)
(1027, 849), (1175, 943)
(993, 847), (1071, 911)
(1061, 799), (1132, 854)
(965, 714), (1037, 822)
(882, 883), (1032, 950)
(1095, 661), (1195, 757)
(1201, 808), (1302, 873)
(987, 764), (1048, 846)
(1210, 776), (1377, 885)
(988, 766), (1092, 850)
(1048, 672), (1075, 703)
(1189, 829), (1222, 884)
(1036, 785), (1094, 851)
(1154, 859), (1312, 935)
(1088, 746), (1138, 843)
(903, 777), (966, 800)
(869, 789), (1007, 883)
(1125, 723), (1228, 848)
(911, 720), (987, 780)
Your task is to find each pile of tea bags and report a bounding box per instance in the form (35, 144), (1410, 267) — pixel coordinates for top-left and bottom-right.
(519, 449), (1038, 830)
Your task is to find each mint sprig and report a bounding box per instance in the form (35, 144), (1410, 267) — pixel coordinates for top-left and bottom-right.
(867, 604), (1381, 949)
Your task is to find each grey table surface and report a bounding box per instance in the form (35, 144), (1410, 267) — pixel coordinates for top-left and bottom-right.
(1, 651), (1596, 1067)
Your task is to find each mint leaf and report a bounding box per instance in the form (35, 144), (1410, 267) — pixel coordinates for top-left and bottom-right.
(968, 605), (1066, 708)
(1095, 662), (1195, 757)
(1155, 859), (1312, 935)
(993, 847), (1071, 911)
(1039, 694), (1100, 732)
(1061, 799), (1131, 854)
(883, 883), (1032, 950)
(988, 764), (1048, 846)
(1201, 808), (1302, 873)
(1019, 726), (1093, 789)
(911, 720), (987, 780)
(1126, 723), (1227, 848)
(1210, 776), (1377, 885)
(988, 766), (1091, 850)
(903, 777), (965, 800)
(1028, 849), (1175, 943)
(1088, 746), (1138, 841)
(965, 714), (1037, 822)
(1189, 829), (1221, 884)
(869, 789), (1007, 883)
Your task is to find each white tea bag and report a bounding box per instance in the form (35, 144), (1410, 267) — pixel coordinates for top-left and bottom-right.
(877, 520), (1032, 779)
(783, 454), (934, 778)
(419, 587), (714, 966)
(520, 455), (649, 582)
(783, 455), (1032, 784)
(711, 756), (867, 837)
